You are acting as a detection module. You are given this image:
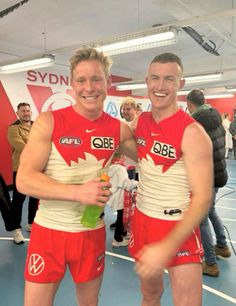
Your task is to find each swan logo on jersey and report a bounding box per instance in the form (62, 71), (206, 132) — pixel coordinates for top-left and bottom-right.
(151, 141), (176, 159)
(91, 137), (114, 150)
(59, 137), (82, 146)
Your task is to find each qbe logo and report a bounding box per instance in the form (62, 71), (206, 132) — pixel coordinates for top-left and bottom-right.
(151, 141), (176, 159)
(91, 137), (114, 150)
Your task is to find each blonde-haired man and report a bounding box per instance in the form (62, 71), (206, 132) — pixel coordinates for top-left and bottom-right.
(120, 96), (137, 123)
(17, 48), (137, 306)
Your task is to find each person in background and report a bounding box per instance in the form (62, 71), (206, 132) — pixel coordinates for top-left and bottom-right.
(129, 53), (213, 306)
(16, 48), (137, 306)
(110, 96), (139, 232)
(7, 103), (38, 244)
(0, 173), (14, 231)
(107, 152), (138, 248)
(121, 96), (139, 178)
(229, 113), (236, 159)
(222, 113), (233, 159)
(120, 96), (137, 124)
(187, 89), (230, 277)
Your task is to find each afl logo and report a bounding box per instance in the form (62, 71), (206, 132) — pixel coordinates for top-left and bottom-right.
(59, 137), (82, 146)
(28, 254), (45, 276)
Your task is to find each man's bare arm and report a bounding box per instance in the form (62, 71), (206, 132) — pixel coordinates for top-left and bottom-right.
(16, 112), (110, 206)
(117, 121), (137, 162)
(162, 122), (213, 253)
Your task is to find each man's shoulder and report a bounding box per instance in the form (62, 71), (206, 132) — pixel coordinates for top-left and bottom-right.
(9, 119), (20, 127)
(194, 108), (222, 131)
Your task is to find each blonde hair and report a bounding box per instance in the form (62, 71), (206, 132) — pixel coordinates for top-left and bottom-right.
(69, 48), (113, 79)
(120, 96), (137, 110)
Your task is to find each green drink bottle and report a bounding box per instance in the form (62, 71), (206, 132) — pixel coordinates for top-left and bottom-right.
(81, 172), (110, 228)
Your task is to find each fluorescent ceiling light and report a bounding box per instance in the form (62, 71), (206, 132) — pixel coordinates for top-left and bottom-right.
(205, 93), (234, 99)
(184, 73), (222, 85)
(177, 90), (190, 96)
(115, 72), (224, 91)
(226, 87), (236, 92)
(0, 54), (55, 74)
(94, 27), (177, 55)
(116, 82), (147, 91)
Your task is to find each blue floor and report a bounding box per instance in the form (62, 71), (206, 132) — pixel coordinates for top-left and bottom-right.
(0, 159), (236, 306)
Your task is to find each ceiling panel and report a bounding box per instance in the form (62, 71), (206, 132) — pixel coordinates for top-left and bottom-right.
(0, 0), (236, 94)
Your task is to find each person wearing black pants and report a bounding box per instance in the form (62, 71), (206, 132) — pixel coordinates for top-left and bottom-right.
(107, 152), (138, 248)
(11, 172), (38, 236)
(113, 209), (127, 243)
(7, 102), (38, 244)
(232, 137), (236, 159)
(0, 174), (14, 231)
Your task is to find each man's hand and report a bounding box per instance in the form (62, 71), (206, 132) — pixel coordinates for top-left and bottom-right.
(135, 242), (172, 279)
(72, 179), (112, 207)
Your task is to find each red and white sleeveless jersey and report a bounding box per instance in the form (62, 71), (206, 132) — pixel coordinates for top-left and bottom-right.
(35, 106), (120, 231)
(135, 109), (196, 220)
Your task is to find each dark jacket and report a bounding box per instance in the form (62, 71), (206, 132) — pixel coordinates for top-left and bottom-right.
(192, 106), (228, 188)
(229, 117), (236, 136)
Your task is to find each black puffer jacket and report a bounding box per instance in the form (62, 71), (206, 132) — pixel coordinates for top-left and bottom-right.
(229, 117), (236, 136)
(192, 107), (228, 188)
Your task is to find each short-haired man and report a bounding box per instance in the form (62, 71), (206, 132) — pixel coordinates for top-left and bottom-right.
(17, 48), (137, 306)
(187, 89), (230, 277)
(7, 103), (38, 244)
(129, 53), (213, 306)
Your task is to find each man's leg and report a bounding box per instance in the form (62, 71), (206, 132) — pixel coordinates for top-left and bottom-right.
(24, 280), (60, 306)
(209, 188), (231, 257)
(76, 274), (103, 306)
(12, 171), (26, 229)
(28, 197), (38, 224)
(225, 147), (229, 158)
(233, 138), (236, 158)
(0, 174), (14, 231)
(200, 214), (216, 265)
(114, 209), (126, 241)
(12, 171), (26, 243)
(169, 263), (202, 306)
(112, 209), (129, 247)
(209, 188), (227, 247)
(139, 274), (163, 306)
